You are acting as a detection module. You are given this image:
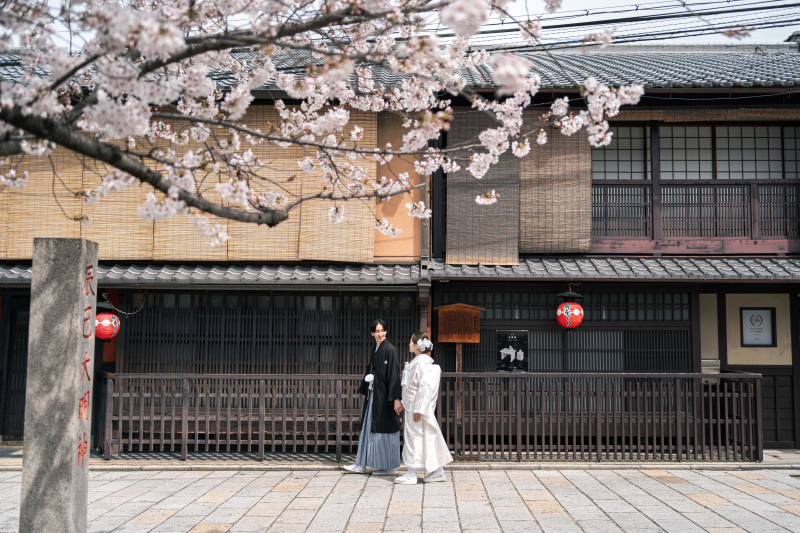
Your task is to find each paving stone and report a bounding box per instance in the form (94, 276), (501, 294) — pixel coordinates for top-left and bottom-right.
(422, 522), (463, 532)
(388, 501), (423, 515)
(128, 509), (179, 524)
(577, 519), (625, 533)
(229, 516), (274, 532)
(204, 508), (249, 524)
(534, 514), (582, 533)
(384, 514), (422, 531)
(188, 524), (234, 533)
(498, 520), (543, 533)
(686, 493), (733, 506)
(247, 503), (288, 517)
(422, 507), (459, 522)
(272, 510), (314, 525)
(344, 524), (383, 533)
(526, 500), (565, 514)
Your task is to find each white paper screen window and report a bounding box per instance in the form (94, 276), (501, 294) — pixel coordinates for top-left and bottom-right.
(659, 126), (713, 180)
(591, 126), (650, 180)
(716, 126), (783, 180)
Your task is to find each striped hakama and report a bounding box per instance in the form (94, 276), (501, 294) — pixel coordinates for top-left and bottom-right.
(354, 389), (401, 470)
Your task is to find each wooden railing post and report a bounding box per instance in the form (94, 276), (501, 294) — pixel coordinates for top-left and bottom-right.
(676, 378), (682, 462)
(516, 377), (522, 462)
(756, 377), (764, 462)
(258, 380), (266, 461)
(750, 182), (760, 239)
(181, 378), (189, 461)
(595, 377), (602, 461)
(104, 378), (114, 460)
(335, 380), (343, 463)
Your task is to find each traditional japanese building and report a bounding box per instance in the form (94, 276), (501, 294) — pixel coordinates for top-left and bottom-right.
(1, 38), (800, 456)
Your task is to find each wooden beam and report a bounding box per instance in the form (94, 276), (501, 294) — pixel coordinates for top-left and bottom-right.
(591, 237), (800, 254)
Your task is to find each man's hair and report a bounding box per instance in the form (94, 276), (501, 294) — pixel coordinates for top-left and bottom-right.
(370, 318), (387, 333)
(411, 331), (432, 353)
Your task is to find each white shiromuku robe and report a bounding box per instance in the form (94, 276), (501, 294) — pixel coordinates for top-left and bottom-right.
(401, 354), (453, 472)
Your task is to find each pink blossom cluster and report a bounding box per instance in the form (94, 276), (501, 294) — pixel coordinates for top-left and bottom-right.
(0, 0), (650, 244)
(475, 190), (499, 205)
(406, 201), (432, 219)
(191, 215), (230, 248)
(375, 218), (402, 237)
(0, 168), (28, 189)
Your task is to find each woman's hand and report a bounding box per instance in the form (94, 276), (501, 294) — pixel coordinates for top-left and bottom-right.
(413, 413), (421, 423)
(394, 399), (403, 414)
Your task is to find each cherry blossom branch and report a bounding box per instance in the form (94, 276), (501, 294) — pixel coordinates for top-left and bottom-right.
(0, 105), (288, 226)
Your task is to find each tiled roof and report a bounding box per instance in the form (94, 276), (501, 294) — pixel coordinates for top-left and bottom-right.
(0, 264), (420, 286)
(428, 257), (800, 281)
(3, 45), (800, 91)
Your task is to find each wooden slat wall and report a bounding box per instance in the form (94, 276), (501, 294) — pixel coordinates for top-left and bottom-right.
(3, 149), (83, 258)
(520, 120), (592, 253)
(120, 292), (419, 376)
(0, 107), (380, 262)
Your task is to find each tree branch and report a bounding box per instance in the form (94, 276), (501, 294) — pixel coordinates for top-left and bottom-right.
(0, 106), (288, 227)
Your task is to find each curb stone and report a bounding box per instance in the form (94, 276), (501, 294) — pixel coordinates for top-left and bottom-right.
(4, 462), (800, 472)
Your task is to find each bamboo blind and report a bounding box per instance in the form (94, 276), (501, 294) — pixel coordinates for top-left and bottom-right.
(445, 111), (519, 265)
(519, 119), (592, 254)
(81, 158), (155, 260)
(1, 107), (380, 261)
(227, 106), (301, 261)
(0, 171), (8, 259)
(3, 148), (83, 259)
(298, 110), (376, 263)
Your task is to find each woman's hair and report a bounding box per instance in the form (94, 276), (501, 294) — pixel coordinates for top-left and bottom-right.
(370, 318), (387, 333)
(411, 331), (432, 354)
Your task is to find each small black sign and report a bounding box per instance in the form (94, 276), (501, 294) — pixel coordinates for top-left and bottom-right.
(497, 330), (528, 372)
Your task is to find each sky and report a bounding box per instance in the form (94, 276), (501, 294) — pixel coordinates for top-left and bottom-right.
(463, 0), (800, 49)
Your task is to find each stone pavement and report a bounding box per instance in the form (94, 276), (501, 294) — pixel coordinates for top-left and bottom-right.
(5, 468), (800, 532)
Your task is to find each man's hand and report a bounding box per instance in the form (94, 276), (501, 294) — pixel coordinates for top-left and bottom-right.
(413, 413), (421, 423)
(394, 399), (403, 414)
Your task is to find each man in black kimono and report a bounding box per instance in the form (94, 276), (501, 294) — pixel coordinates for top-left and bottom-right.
(344, 319), (403, 474)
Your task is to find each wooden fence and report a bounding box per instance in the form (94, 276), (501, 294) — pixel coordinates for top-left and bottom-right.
(96, 372), (763, 462)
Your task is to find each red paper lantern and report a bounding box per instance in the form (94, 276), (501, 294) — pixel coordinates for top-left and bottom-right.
(95, 312), (120, 339)
(556, 302), (584, 328)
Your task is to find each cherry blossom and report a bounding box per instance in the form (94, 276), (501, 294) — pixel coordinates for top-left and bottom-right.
(0, 0), (648, 245)
(475, 190), (499, 205)
(406, 201), (432, 219)
(329, 206), (345, 224)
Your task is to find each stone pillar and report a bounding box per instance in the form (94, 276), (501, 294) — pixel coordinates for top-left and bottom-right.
(20, 238), (98, 533)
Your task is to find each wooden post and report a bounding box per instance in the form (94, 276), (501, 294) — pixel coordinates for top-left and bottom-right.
(258, 380), (265, 461)
(335, 380), (343, 463)
(104, 378), (114, 460)
(455, 343), (463, 420)
(181, 378), (189, 461)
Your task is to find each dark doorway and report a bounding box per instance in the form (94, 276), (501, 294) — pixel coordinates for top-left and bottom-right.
(2, 298), (29, 437)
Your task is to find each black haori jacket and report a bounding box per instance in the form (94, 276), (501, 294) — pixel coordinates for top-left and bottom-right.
(359, 340), (402, 434)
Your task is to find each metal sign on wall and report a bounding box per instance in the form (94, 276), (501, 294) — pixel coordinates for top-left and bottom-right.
(497, 330), (528, 372)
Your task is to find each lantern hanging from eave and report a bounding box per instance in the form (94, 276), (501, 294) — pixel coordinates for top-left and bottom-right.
(556, 287), (584, 329)
(95, 312), (120, 339)
(556, 301), (584, 328)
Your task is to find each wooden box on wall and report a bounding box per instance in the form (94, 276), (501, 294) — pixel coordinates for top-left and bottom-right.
(434, 303), (484, 344)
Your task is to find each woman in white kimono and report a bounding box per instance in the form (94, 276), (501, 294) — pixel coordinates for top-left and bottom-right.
(395, 331), (453, 485)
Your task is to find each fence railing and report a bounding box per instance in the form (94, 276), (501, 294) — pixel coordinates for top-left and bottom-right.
(97, 372), (763, 462)
(592, 183), (799, 239)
